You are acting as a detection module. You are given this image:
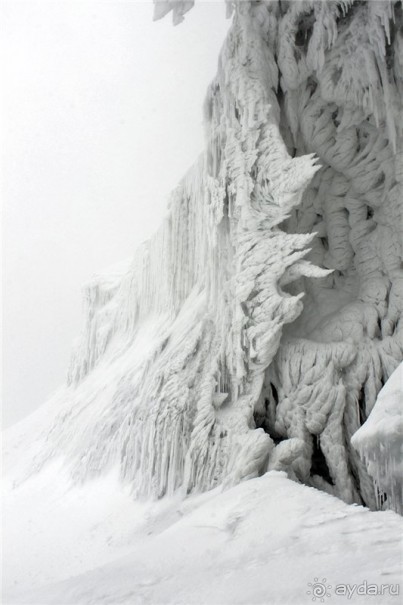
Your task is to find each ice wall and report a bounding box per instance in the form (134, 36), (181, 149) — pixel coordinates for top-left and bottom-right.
(259, 0), (403, 508)
(35, 1), (402, 509)
(352, 363), (403, 514)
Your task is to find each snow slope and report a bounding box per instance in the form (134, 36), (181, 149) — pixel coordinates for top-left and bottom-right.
(3, 462), (402, 605)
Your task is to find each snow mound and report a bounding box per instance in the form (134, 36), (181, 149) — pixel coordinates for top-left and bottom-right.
(352, 363), (403, 514)
(3, 464), (402, 605)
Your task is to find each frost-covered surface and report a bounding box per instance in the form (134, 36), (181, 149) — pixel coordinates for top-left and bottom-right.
(14, 0), (401, 512)
(3, 462), (403, 604)
(352, 362), (403, 514)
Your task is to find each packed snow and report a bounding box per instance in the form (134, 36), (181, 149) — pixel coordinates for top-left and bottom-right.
(3, 456), (402, 604)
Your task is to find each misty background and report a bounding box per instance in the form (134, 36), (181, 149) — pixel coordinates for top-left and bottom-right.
(2, 0), (230, 427)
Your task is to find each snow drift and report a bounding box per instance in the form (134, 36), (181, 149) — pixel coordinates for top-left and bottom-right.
(11, 0), (403, 515)
(3, 468), (403, 604)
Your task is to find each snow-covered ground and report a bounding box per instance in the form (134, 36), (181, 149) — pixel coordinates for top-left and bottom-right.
(3, 452), (402, 605)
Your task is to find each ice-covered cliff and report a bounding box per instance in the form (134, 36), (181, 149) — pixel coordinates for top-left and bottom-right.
(352, 362), (403, 513)
(22, 0), (402, 513)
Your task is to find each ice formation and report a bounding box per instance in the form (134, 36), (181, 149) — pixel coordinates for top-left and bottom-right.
(29, 0), (402, 511)
(352, 362), (403, 514)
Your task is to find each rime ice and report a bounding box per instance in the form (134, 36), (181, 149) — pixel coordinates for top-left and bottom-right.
(15, 1), (403, 513)
(352, 363), (403, 514)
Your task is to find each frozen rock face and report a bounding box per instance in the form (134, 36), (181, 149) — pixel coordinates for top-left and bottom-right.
(352, 363), (403, 514)
(35, 0), (402, 510)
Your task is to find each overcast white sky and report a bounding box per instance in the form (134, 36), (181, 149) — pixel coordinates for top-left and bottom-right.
(2, 0), (230, 427)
